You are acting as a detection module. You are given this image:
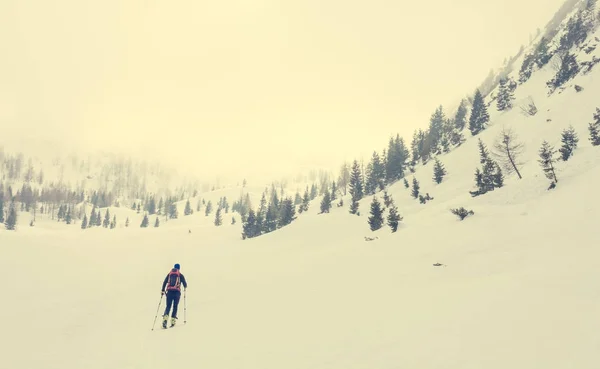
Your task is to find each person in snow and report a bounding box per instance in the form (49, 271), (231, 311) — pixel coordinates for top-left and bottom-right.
(161, 263), (188, 328)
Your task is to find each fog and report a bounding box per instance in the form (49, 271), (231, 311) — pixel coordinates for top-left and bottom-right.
(0, 0), (566, 183)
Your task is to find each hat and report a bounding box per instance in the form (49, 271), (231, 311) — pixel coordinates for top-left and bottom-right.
(174, 263), (180, 270)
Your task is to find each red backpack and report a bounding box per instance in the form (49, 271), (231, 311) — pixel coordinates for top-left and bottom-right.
(166, 269), (181, 291)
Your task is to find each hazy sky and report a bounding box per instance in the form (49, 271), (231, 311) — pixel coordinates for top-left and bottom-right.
(0, 0), (566, 183)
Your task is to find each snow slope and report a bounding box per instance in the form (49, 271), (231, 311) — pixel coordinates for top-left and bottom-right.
(1, 87), (600, 369)
(1, 137), (599, 368)
(2, 2), (600, 369)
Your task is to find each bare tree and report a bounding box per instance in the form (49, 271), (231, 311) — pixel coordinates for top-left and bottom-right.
(491, 127), (525, 179)
(337, 162), (350, 195)
(518, 96), (538, 117)
(549, 52), (563, 72)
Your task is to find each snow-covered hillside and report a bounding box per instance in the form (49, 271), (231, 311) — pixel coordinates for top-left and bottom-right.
(2, 1), (600, 368)
(1, 122), (599, 368)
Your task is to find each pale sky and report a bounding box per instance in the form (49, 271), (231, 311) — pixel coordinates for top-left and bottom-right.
(0, 0), (566, 183)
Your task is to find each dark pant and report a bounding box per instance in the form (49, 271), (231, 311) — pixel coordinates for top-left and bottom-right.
(164, 290), (181, 318)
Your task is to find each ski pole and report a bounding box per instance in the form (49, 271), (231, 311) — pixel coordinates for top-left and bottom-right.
(184, 289), (187, 324)
(151, 293), (163, 331)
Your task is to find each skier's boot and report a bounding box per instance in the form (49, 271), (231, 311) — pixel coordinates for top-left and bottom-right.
(162, 314), (169, 329)
(170, 316), (177, 328)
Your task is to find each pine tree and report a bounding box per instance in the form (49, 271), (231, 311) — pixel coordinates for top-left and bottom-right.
(534, 37), (552, 68)
(184, 199), (193, 215)
(337, 162), (351, 195)
(468, 89), (489, 135)
(428, 105), (446, 153)
(140, 214), (149, 228)
(157, 198), (164, 215)
(481, 163), (496, 193)
(454, 99), (468, 132)
(279, 197), (296, 226)
(242, 210), (258, 239)
(586, 0), (597, 11)
(397, 135), (410, 176)
(383, 190), (392, 208)
(368, 197), (384, 231)
(538, 141), (559, 184)
(169, 203), (179, 219)
(299, 187), (310, 213)
(364, 155), (377, 195)
(374, 151), (386, 191)
(239, 194), (251, 223)
(384, 134), (410, 183)
(196, 199), (201, 212)
(417, 128), (431, 164)
(319, 188), (332, 214)
(252, 193), (265, 233)
(103, 209), (110, 228)
(57, 204), (65, 221)
(81, 214), (88, 229)
(410, 131), (420, 165)
(469, 168), (485, 197)
(318, 177), (328, 196)
(348, 160), (364, 201)
(403, 178), (409, 188)
(559, 13), (588, 52)
(294, 192), (302, 205)
(125, 217), (130, 227)
(559, 125), (579, 161)
(411, 177), (420, 199)
(163, 199), (171, 221)
(441, 119), (452, 152)
(5, 202), (17, 230)
(0, 197), (4, 224)
(348, 160), (363, 215)
(154, 217), (160, 228)
(476, 139), (498, 193)
(432, 158), (447, 184)
(470, 139), (503, 196)
(96, 210), (102, 226)
(385, 137), (397, 184)
(331, 181), (338, 201)
(264, 200), (278, 233)
(387, 203), (402, 232)
(310, 184), (318, 200)
(214, 207), (223, 226)
(231, 216), (236, 225)
(111, 215), (117, 229)
(147, 197), (156, 215)
(496, 77), (515, 111)
(349, 198), (359, 215)
(65, 207), (72, 225)
(493, 163), (504, 188)
(590, 109), (600, 146)
(363, 168), (371, 194)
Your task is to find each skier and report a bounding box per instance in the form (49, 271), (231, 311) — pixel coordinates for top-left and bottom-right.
(161, 263), (188, 328)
